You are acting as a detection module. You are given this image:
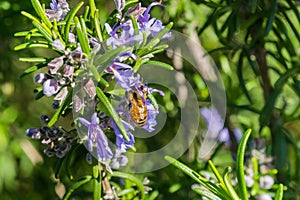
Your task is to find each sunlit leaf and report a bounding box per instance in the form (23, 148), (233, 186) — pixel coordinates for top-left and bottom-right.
(223, 167), (239, 200)
(112, 171), (145, 199)
(74, 16), (90, 54)
(165, 156), (227, 198)
(281, 11), (300, 41)
(32, 21), (53, 42)
(193, 187), (223, 200)
(14, 41), (52, 51)
(236, 129), (252, 200)
(19, 62), (48, 78)
(274, 184), (284, 200)
(62, 175), (93, 200)
(64, 2), (84, 43)
(145, 60), (174, 70)
(31, 0), (52, 28)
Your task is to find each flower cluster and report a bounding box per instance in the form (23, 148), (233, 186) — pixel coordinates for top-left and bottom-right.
(25, 0), (169, 169)
(46, 0), (70, 22)
(243, 139), (277, 200)
(26, 115), (77, 158)
(105, 2), (170, 49)
(198, 108), (278, 199)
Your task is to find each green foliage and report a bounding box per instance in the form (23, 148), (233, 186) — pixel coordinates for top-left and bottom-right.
(1, 0), (299, 199)
(166, 129), (285, 200)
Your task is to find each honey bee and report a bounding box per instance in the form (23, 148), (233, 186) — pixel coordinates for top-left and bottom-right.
(127, 84), (148, 127)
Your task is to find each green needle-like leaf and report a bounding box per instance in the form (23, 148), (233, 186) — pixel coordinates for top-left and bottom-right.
(93, 10), (103, 42)
(14, 30), (42, 37)
(223, 167), (239, 200)
(52, 19), (65, 44)
(31, 0), (52, 28)
(265, 0), (277, 36)
(165, 156), (222, 196)
(93, 165), (101, 200)
(21, 11), (40, 23)
(19, 57), (48, 62)
(145, 60), (174, 71)
(96, 87), (129, 141)
(112, 171), (145, 200)
(19, 62), (48, 78)
(274, 184), (284, 200)
(130, 15), (139, 35)
(89, 0), (96, 18)
(193, 188), (223, 200)
(32, 21), (53, 42)
(236, 129), (252, 200)
(137, 22), (173, 56)
(83, 6), (90, 20)
(147, 93), (159, 111)
(208, 160), (227, 191)
(93, 46), (131, 70)
(237, 50), (253, 103)
(48, 90), (73, 127)
(74, 16), (90, 54)
(62, 175), (93, 200)
(260, 66), (300, 126)
(64, 2), (84, 43)
(14, 41), (52, 51)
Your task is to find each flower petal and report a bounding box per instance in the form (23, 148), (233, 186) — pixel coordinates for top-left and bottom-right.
(78, 117), (91, 127)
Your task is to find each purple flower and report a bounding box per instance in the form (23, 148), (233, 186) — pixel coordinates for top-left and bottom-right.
(200, 107), (226, 140)
(148, 87), (165, 96)
(43, 79), (60, 96)
(114, 0), (125, 12)
(52, 39), (65, 50)
(106, 53), (140, 90)
(105, 22), (143, 49)
(78, 113), (113, 161)
(63, 65), (74, 80)
(89, 37), (101, 54)
(113, 67), (140, 91)
(217, 128), (230, 144)
(26, 124), (77, 158)
(109, 119), (135, 152)
(200, 107), (243, 151)
(46, 0), (70, 22)
(255, 194), (272, 200)
(48, 56), (64, 74)
(141, 100), (158, 132)
(105, 2), (170, 49)
(137, 2), (162, 24)
(26, 128), (43, 139)
(244, 174), (254, 187)
(34, 73), (50, 84)
(82, 78), (96, 98)
(73, 93), (84, 112)
(259, 175), (274, 189)
(46, 39), (86, 85)
(54, 87), (68, 106)
(125, 3), (146, 19)
(137, 2), (170, 38)
(110, 148), (128, 169)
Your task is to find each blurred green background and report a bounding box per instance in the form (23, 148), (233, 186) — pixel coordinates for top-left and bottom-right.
(1, 0), (300, 199)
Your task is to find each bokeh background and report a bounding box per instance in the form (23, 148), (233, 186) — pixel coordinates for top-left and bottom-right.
(1, 0), (299, 199)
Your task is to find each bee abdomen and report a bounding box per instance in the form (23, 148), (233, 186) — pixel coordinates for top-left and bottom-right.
(134, 117), (148, 126)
